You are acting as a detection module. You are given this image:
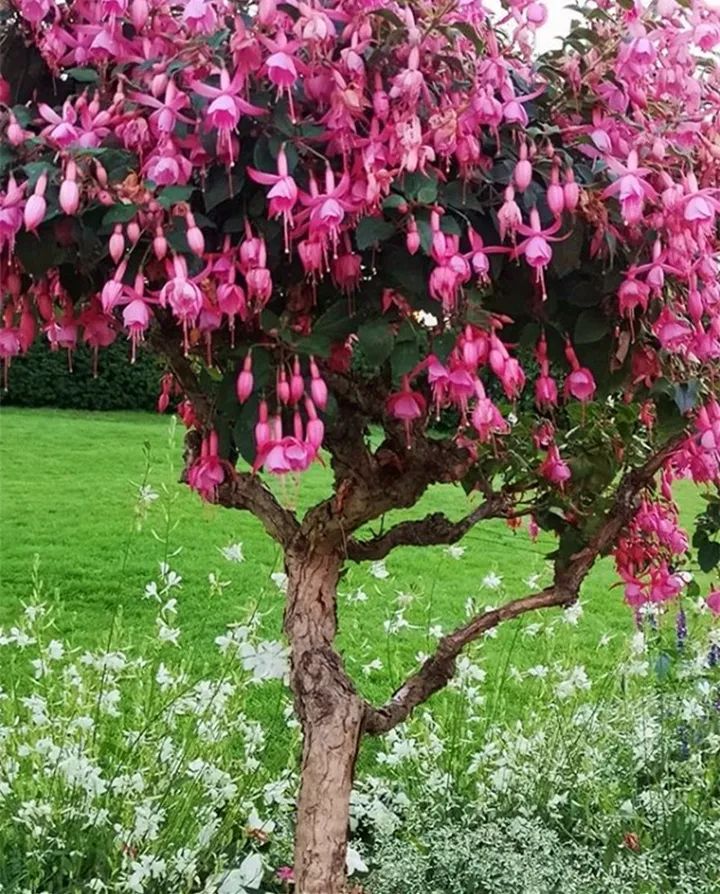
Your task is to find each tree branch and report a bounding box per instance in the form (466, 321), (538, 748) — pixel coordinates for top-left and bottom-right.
(149, 318), (300, 549)
(346, 495), (511, 561)
(364, 435), (684, 735)
(216, 473), (300, 548)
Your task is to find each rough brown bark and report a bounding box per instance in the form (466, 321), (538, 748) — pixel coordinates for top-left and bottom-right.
(284, 545), (364, 894)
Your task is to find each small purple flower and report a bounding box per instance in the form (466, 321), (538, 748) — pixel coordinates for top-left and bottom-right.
(676, 608), (687, 650)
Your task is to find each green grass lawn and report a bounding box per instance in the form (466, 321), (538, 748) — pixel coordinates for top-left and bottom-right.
(0, 407), (711, 716)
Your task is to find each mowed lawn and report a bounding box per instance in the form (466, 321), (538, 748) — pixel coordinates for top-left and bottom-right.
(0, 407), (711, 714)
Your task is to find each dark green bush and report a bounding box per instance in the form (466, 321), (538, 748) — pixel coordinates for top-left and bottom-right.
(1, 339), (163, 411)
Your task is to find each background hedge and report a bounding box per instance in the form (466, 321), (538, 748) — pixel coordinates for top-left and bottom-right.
(1, 340), (163, 411)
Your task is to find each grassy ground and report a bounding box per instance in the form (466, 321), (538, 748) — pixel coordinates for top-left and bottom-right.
(0, 407), (710, 715)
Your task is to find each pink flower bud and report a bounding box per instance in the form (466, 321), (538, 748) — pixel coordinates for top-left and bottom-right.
(95, 162), (108, 188)
(563, 168), (580, 212)
(151, 72), (168, 98)
(514, 158), (533, 192)
(406, 218), (420, 255)
(236, 354), (253, 403)
(186, 213), (204, 257)
(7, 115), (24, 146)
(24, 194), (47, 232)
(109, 225), (125, 263)
(255, 400), (270, 449)
(277, 369), (290, 405)
(289, 356), (304, 404)
(309, 357), (328, 409)
(59, 164), (80, 215)
(130, 0), (149, 28)
(127, 220), (141, 244)
(153, 227), (168, 260)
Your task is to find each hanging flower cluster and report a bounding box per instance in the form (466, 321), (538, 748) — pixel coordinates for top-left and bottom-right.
(0, 0), (719, 607)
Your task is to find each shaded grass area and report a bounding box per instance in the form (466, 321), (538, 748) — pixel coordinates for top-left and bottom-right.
(0, 407), (710, 717)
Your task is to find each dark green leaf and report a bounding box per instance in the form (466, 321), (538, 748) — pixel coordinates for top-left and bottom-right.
(66, 67), (99, 83)
(357, 318), (395, 368)
(698, 540), (720, 574)
(574, 308), (610, 344)
(356, 216), (396, 251)
(102, 204), (138, 227)
(204, 167), (244, 211)
(391, 339), (422, 380)
(157, 185), (195, 209)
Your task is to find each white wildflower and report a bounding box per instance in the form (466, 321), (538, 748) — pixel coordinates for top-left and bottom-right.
(444, 545), (465, 560)
(215, 853), (264, 894)
(346, 845), (368, 876)
(238, 640), (289, 681)
(362, 658), (383, 676)
(270, 572), (288, 593)
(563, 602), (583, 625)
(481, 571), (503, 590)
(219, 542), (245, 563)
(369, 560), (390, 580)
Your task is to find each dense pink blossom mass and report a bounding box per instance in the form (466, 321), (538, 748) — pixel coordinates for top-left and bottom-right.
(0, 0), (719, 610)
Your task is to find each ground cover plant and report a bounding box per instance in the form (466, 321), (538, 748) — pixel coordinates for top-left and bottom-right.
(1, 1), (720, 890)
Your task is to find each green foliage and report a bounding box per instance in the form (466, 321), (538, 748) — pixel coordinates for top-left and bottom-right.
(1, 340), (163, 412)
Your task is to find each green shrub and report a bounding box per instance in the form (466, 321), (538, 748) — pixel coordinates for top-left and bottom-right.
(1, 340), (163, 411)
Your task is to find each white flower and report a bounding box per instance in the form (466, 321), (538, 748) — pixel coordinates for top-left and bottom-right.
(215, 854), (264, 894)
(45, 639), (65, 661)
(554, 666), (591, 699)
(524, 573), (541, 589)
(238, 640), (289, 681)
(155, 663), (175, 688)
(369, 561), (389, 580)
(481, 571), (503, 590)
(219, 542), (245, 563)
(523, 623), (543, 638)
(209, 572), (231, 597)
(157, 621), (180, 647)
(598, 633), (614, 648)
(563, 603), (583, 626)
(246, 808), (275, 835)
(270, 572), (288, 593)
(395, 590), (415, 607)
(137, 485), (159, 507)
(125, 855), (166, 893)
(428, 625), (444, 639)
(159, 563), (182, 589)
(346, 845), (368, 876)
(444, 545), (465, 560)
(631, 631), (646, 655)
(144, 581), (160, 601)
(346, 587), (368, 604)
(362, 658), (383, 676)
(527, 665), (549, 679)
(415, 310), (439, 328)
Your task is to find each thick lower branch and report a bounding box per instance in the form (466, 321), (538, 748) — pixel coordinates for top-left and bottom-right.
(216, 473), (299, 548)
(346, 496), (510, 561)
(364, 435), (685, 735)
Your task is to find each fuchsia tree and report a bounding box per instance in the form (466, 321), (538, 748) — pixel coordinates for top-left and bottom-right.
(2, 0), (720, 889)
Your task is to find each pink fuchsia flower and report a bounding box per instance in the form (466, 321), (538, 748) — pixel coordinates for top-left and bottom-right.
(188, 431), (226, 502)
(0, 175), (26, 253)
(129, 81), (192, 136)
(159, 256), (203, 352)
(309, 357), (328, 409)
(276, 866), (294, 883)
(471, 381), (509, 443)
(24, 173), (48, 233)
(192, 67), (265, 162)
(386, 376), (426, 447)
(248, 145), (299, 250)
(182, 0), (217, 34)
(539, 443), (571, 487)
(602, 150), (657, 226)
(563, 341), (596, 403)
(707, 590), (720, 616)
(236, 354), (254, 403)
(512, 208), (564, 299)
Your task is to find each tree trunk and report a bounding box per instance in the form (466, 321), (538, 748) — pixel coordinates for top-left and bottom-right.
(284, 546), (365, 894)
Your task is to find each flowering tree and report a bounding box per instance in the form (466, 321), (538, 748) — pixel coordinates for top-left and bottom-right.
(1, 0), (720, 889)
